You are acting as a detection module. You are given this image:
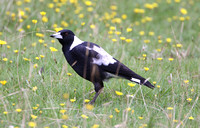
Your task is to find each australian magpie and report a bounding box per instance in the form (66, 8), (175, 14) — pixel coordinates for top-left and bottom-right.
(50, 29), (154, 104)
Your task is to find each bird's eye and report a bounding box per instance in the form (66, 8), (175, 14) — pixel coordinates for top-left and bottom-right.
(65, 32), (68, 36)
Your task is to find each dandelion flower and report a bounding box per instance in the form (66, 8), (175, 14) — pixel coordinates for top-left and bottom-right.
(126, 28), (132, 32)
(3, 111), (8, 115)
(168, 58), (174, 61)
(60, 110), (66, 114)
(91, 124), (99, 128)
(0, 40), (7, 45)
(67, 73), (72, 76)
(128, 83), (136, 87)
(33, 64), (38, 68)
(85, 104), (94, 110)
(70, 99), (76, 103)
(115, 91), (123, 96)
(188, 116), (194, 120)
(126, 107), (131, 111)
(32, 86), (37, 91)
(62, 114), (68, 120)
(144, 67), (149, 71)
(42, 16), (48, 22)
(166, 38), (172, 43)
(139, 31), (145, 36)
(40, 11), (46, 16)
(184, 80), (189, 84)
(109, 115), (113, 118)
(2, 58), (8, 61)
(28, 122), (36, 127)
(60, 103), (65, 106)
(187, 98), (192, 102)
(120, 37), (126, 40)
(157, 57), (163, 61)
(180, 8), (187, 15)
(63, 93), (69, 99)
(167, 107), (173, 110)
(32, 19), (37, 24)
(31, 114), (37, 119)
(81, 114), (88, 119)
(115, 108), (120, 113)
(176, 43), (183, 48)
(90, 24), (95, 29)
(15, 109), (22, 112)
(84, 99), (90, 103)
(62, 125), (68, 128)
(49, 47), (58, 52)
(138, 116), (143, 119)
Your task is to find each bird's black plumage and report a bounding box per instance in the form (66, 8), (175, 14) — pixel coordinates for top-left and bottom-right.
(50, 29), (154, 104)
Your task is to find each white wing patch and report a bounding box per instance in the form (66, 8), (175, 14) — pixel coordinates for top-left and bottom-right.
(86, 46), (117, 66)
(131, 78), (141, 84)
(70, 36), (84, 50)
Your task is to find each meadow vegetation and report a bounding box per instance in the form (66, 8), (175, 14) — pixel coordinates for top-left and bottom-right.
(0, 0), (200, 127)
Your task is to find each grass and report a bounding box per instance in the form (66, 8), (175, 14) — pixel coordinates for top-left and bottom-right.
(0, 0), (200, 127)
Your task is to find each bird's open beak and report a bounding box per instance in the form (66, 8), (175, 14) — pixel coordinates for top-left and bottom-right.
(50, 32), (63, 39)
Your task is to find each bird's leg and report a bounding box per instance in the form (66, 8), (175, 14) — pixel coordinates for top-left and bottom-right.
(90, 82), (104, 104)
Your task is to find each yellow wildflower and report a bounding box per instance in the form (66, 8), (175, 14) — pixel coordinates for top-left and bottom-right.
(167, 107), (173, 110)
(0, 80), (7, 85)
(49, 47), (58, 52)
(2, 58), (8, 61)
(125, 39), (132, 43)
(62, 114), (68, 120)
(84, 0), (92, 6)
(70, 99), (76, 103)
(42, 16), (48, 22)
(115, 91), (123, 96)
(109, 115), (113, 118)
(157, 57), (163, 61)
(15, 109), (22, 112)
(33, 64), (38, 68)
(3, 111), (8, 115)
(31, 114), (37, 119)
(84, 99), (90, 103)
(180, 8), (187, 15)
(138, 116), (143, 119)
(128, 83), (136, 87)
(0, 40), (7, 45)
(115, 108), (120, 113)
(144, 67), (149, 71)
(40, 11), (46, 16)
(139, 31), (145, 36)
(91, 124), (99, 128)
(168, 58), (174, 61)
(126, 28), (132, 32)
(32, 19), (37, 24)
(187, 98), (192, 102)
(166, 38), (172, 43)
(81, 114), (88, 119)
(32, 86), (37, 91)
(28, 122), (36, 127)
(90, 24), (95, 29)
(120, 37), (126, 40)
(189, 116), (194, 120)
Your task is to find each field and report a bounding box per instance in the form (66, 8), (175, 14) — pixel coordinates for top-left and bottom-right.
(0, 0), (200, 127)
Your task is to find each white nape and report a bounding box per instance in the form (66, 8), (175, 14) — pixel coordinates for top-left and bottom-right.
(86, 46), (117, 66)
(70, 36), (84, 50)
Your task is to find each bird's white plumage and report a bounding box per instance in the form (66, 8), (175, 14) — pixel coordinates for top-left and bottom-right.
(131, 78), (140, 84)
(70, 36), (84, 50)
(86, 46), (117, 66)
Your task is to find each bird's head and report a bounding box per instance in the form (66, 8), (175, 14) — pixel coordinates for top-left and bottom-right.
(50, 29), (75, 45)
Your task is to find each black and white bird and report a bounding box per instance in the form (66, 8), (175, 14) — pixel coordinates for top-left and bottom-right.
(50, 29), (154, 104)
